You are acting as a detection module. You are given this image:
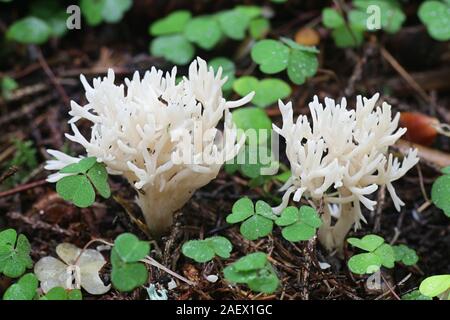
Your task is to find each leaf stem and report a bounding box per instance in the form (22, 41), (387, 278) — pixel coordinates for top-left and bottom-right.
(74, 238), (114, 265)
(142, 256), (196, 286)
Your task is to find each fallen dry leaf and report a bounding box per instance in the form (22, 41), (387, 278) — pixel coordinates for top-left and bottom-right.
(396, 139), (450, 169)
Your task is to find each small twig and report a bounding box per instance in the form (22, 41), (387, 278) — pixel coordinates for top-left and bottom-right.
(0, 179), (47, 198)
(380, 46), (430, 103)
(373, 185), (386, 233)
(0, 93), (55, 126)
(35, 46), (70, 106)
(375, 273), (411, 300)
(0, 166), (19, 184)
(380, 273), (401, 300)
(416, 163), (430, 203)
(417, 200), (432, 213)
(142, 256), (195, 286)
(7, 211), (75, 236)
(74, 238), (114, 266)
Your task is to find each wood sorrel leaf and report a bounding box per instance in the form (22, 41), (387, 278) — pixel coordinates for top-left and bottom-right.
(3, 273), (38, 300)
(150, 34), (195, 65)
(348, 252), (382, 274)
(240, 214), (273, 240)
(114, 233), (150, 263)
(347, 234), (385, 252)
(226, 197), (254, 223)
(233, 252), (267, 272)
(281, 222), (316, 242)
(56, 174), (96, 208)
(184, 16), (222, 50)
(275, 207), (299, 226)
(110, 249), (148, 292)
(0, 230), (32, 278)
(149, 10), (192, 36)
(251, 40), (290, 74)
(182, 240), (215, 263)
(87, 162), (110, 198)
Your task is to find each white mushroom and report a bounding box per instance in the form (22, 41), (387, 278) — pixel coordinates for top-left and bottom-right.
(274, 94), (419, 251)
(45, 57), (254, 236)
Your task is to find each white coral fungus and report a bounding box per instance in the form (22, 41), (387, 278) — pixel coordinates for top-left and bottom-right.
(34, 243), (110, 295)
(46, 57), (254, 235)
(274, 94), (419, 250)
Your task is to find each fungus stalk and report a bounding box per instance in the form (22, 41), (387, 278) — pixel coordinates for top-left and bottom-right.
(274, 94), (419, 251)
(46, 58), (254, 236)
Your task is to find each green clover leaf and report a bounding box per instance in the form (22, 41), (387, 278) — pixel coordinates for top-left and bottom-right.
(231, 107), (272, 145)
(419, 275), (450, 298)
(223, 252), (279, 294)
(110, 248), (148, 292)
(150, 34), (195, 65)
(298, 206), (322, 228)
(114, 233), (150, 263)
(347, 234), (396, 274)
(249, 18), (270, 39)
(205, 236), (233, 259)
(56, 175), (95, 208)
(149, 10), (192, 36)
(402, 290), (432, 300)
(240, 215), (274, 241)
(182, 240), (218, 263)
(222, 265), (256, 283)
(226, 145), (277, 181)
(56, 157), (111, 208)
(322, 8), (345, 28)
(251, 39), (319, 84)
(80, 0), (132, 25)
(235, 5), (262, 20)
(80, 0), (103, 25)
(247, 265), (279, 294)
(331, 25), (364, 48)
(373, 243), (395, 269)
(217, 9), (250, 40)
(7, 17), (51, 45)
(226, 198), (275, 240)
(441, 166), (450, 175)
(353, 0), (406, 34)
(87, 162), (111, 198)
(431, 174), (450, 217)
(59, 157), (97, 174)
(251, 40), (290, 74)
(282, 223), (316, 242)
(184, 16), (222, 50)
(0, 229), (33, 278)
(3, 273), (38, 300)
(393, 244), (419, 266)
(233, 252), (268, 272)
(1, 76), (18, 100)
(182, 236), (232, 263)
(348, 252), (382, 274)
(226, 197), (255, 223)
(275, 206), (322, 242)
(280, 37), (320, 53)
(40, 287), (82, 300)
(30, 0), (68, 37)
(274, 207), (298, 226)
(233, 76), (291, 108)
(287, 49), (318, 85)
(347, 234), (385, 252)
